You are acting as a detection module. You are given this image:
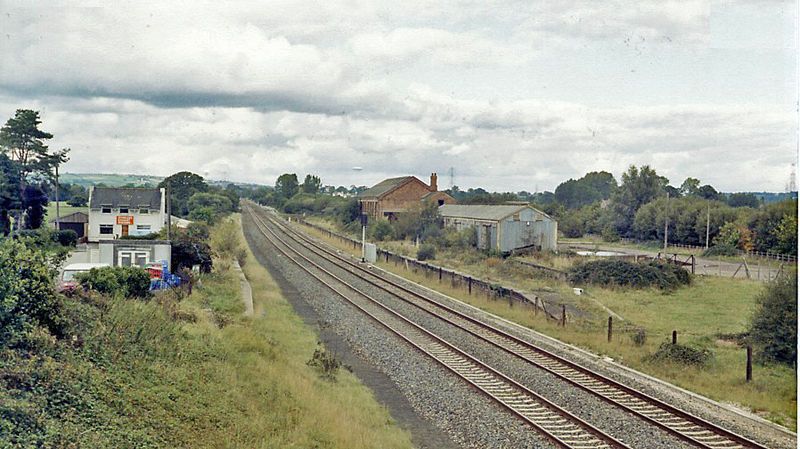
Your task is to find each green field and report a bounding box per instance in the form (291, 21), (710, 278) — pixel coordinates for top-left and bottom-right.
(45, 201), (87, 221)
(60, 172), (164, 188)
(301, 219), (797, 430)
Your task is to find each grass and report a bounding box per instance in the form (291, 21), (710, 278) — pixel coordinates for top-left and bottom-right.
(45, 201), (87, 220)
(299, 219), (798, 430)
(0, 215), (413, 449)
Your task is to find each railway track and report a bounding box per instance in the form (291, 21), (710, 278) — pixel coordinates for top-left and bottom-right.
(245, 203), (770, 449)
(245, 204), (629, 449)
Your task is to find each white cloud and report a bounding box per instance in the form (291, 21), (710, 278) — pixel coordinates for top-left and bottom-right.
(0, 1), (794, 192)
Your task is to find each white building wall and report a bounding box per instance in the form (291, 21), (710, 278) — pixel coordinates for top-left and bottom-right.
(87, 189), (167, 242)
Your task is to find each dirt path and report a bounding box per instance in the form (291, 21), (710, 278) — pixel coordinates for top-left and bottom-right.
(232, 259), (254, 316)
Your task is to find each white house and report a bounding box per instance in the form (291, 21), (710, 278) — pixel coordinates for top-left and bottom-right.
(87, 187), (168, 241)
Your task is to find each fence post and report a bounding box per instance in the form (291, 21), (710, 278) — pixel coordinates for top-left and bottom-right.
(468, 276), (472, 295)
(746, 345), (753, 382)
(438, 267), (442, 282)
(561, 305), (566, 327)
(533, 296), (538, 316)
(607, 316), (613, 342)
(672, 330), (677, 345)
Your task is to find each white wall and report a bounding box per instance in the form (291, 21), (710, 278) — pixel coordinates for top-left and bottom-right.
(87, 189), (167, 242)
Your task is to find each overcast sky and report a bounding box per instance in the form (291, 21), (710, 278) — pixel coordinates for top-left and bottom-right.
(0, 1), (797, 192)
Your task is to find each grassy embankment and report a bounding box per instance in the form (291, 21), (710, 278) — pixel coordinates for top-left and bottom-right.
(45, 201), (87, 220)
(0, 215), (413, 449)
(301, 217), (796, 430)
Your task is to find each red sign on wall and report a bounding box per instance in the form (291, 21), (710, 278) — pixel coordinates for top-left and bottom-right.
(116, 216), (134, 225)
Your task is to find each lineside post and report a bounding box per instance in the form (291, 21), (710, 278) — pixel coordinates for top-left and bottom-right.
(746, 346), (753, 382)
(607, 317), (613, 342)
(672, 330), (677, 345)
(561, 305), (566, 327)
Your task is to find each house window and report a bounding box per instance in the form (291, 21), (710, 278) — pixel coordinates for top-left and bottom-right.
(137, 225), (151, 232)
(101, 205), (112, 214)
(139, 208), (149, 214)
(99, 225), (114, 235)
(119, 250), (149, 267)
(119, 207), (129, 214)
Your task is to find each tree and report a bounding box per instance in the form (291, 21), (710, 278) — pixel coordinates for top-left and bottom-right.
(727, 192), (760, 208)
(187, 192), (233, 214)
(275, 173), (299, 199)
(680, 177), (701, 197)
(697, 184), (720, 201)
(158, 171), (209, 217)
(554, 171), (617, 209)
(301, 174), (322, 194)
(0, 110), (63, 229)
(22, 185), (48, 229)
(749, 271), (797, 364)
(67, 191), (88, 207)
(610, 165), (668, 237)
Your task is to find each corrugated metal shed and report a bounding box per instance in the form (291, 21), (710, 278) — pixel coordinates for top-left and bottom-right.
(440, 204), (557, 252)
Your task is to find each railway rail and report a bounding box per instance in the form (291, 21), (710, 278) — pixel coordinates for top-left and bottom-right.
(245, 203), (771, 449)
(245, 204), (628, 449)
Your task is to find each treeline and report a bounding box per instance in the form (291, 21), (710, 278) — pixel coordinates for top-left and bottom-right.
(446, 167), (796, 256)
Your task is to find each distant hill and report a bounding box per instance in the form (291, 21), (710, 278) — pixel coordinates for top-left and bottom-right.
(61, 173), (164, 188)
(61, 173), (268, 189)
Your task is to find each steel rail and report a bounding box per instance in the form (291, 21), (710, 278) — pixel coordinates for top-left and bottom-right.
(245, 205), (631, 449)
(252, 203), (769, 449)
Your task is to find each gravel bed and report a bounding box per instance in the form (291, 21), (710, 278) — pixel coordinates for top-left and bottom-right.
(269, 217), (694, 449)
(245, 213), (557, 449)
(277, 218), (794, 449)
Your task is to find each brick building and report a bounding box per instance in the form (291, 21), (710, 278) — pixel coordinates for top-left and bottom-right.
(359, 173), (456, 219)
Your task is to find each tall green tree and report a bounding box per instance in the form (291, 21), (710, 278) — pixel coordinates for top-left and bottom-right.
(0, 110), (64, 229)
(554, 171), (617, 209)
(158, 171), (209, 217)
(275, 173), (299, 199)
(301, 174), (322, 194)
(749, 271), (797, 364)
(611, 165), (668, 237)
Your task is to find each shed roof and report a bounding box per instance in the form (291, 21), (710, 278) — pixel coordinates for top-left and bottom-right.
(90, 187), (162, 209)
(358, 176), (415, 198)
(439, 204), (550, 221)
(49, 211), (88, 223)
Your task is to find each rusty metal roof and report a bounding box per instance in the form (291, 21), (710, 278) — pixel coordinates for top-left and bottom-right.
(439, 204), (550, 221)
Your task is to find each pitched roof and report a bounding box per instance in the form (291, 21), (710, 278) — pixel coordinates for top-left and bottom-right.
(90, 187), (162, 209)
(439, 204), (549, 221)
(49, 211), (88, 223)
(358, 176), (415, 198)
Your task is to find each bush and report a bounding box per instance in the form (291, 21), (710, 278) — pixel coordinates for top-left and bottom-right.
(647, 341), (714, 366)
(567, 259), (691, 290)
(702, 244), (738, 257)
(53, 229), (78, 247)
(307, 344), (341, 381)
(0, 238), (64, 346)
(630, 328), (647, 346)
(416, 244), (436, 261)
(77, 266), (151, 298)
(749, 271), (797, 365)
(370, 220), (393, 241)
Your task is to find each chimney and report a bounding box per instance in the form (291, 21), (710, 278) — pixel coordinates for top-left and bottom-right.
(430, 173), (438, 191)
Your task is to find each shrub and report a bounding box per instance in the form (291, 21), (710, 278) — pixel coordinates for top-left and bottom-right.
(702, 244), (738, 257)
(370, 220), (393, 241)
(307, 344), (341, 381)
(749, 271), (797, 365)
(567, 259), (691, 290)
(77, 266), (151, 298)
(630, 328), (647, 346)
(416, 244), (436, 261)
(53, 229), (78, 247)
(647, 341), (714, 366)
(0, 238), (64, 346)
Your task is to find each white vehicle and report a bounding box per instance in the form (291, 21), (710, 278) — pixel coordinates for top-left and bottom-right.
(59, 263), (110, 291)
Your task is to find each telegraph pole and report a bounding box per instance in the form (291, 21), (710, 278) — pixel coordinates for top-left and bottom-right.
(663, 192), (669, 252)
(54, 164), (60, 230)
(705, 204), (710, 249)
